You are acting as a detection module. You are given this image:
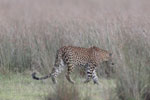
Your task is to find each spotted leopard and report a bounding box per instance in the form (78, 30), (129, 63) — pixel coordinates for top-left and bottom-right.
(32, 46), (114, 84)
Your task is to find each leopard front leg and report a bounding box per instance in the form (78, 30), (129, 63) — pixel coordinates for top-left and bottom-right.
(66, 63), (75, 84)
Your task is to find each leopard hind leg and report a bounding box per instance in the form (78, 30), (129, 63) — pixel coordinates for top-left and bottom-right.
(84, 63), (93, 83)
(51, 59), (65, 84)
(84, 63), (99, 84)
(92, 70), (99, 84)
(66, 63), (75, 84)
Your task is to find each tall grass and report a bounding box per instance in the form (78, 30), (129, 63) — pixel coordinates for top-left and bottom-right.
(0, 0), (150, 100)
(115, 30), (150, 100)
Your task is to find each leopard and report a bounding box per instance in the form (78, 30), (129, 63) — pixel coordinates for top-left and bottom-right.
(32, 46), (114, 84)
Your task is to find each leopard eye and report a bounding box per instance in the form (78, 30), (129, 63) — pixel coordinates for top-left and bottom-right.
(109, 53), (112, 57)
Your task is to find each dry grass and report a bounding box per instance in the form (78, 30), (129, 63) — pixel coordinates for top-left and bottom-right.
(46, 80), (80, 100)
(0, 0), (150, 100)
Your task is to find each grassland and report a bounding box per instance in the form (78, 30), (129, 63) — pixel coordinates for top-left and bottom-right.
(0, 73), (115, 100)
(0, 0), (150, 100)
(0, 73), (50, 100)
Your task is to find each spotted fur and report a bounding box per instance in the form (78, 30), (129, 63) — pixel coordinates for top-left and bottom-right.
(32, 46), (114, 84)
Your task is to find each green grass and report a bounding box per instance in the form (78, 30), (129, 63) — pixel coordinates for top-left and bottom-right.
(0, 73), (116, 100)
(0, 73), (52, 100)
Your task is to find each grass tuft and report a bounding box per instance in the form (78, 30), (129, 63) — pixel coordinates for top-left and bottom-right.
(46, 80), (81, 100)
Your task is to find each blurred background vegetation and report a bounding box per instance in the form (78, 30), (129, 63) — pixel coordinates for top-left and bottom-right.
(0, 0), (150, 100)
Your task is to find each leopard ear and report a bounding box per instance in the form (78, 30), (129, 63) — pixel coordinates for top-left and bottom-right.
(91, 46), (99, 51)
(91, 46), (97, 49)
